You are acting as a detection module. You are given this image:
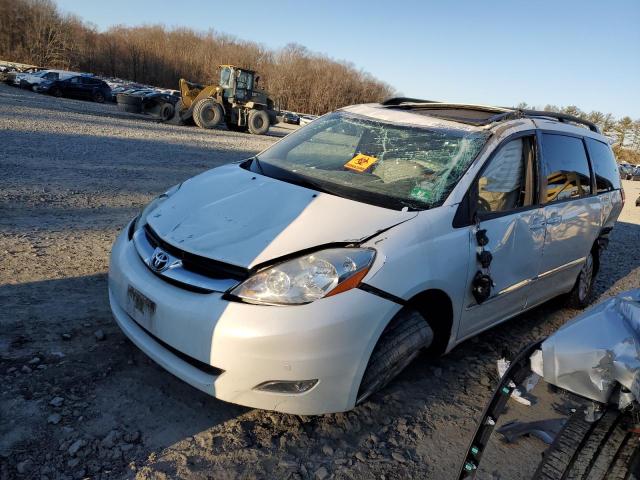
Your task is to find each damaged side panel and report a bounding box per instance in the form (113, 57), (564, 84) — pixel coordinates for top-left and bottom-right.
(531, 289), (640, 405)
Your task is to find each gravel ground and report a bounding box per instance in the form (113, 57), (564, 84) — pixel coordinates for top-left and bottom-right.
(1, 83), (639, 480)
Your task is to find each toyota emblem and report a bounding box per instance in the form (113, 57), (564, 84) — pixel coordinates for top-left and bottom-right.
(150, 248), (170, 272)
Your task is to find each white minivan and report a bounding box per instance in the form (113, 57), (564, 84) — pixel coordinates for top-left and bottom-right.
(109, 100), (624, 414)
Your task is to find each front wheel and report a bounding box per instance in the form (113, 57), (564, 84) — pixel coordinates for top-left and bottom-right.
(356, 308), (433, 404)
(93, 91), (105, 103)
(193, 98), (223, 129)
(247, 109), (270, 135)
(566, 251), (596, 309)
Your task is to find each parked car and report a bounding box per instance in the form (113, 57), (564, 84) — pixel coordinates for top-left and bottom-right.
(619, 163), (635, 180)
(636, 193), (640, 206)
(38, 75), (111, 103)
(281, 111), (300, 125)
(18, 69), (78, 90)
(109, 100), (623, 415)
(298, 114), (317, 126)
(6, 66), (43, 86)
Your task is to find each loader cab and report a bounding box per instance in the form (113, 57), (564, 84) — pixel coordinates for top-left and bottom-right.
(219, 65), (255, 102)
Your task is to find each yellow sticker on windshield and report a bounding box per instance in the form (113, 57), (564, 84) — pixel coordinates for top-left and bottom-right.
(344, 153), (378, 173)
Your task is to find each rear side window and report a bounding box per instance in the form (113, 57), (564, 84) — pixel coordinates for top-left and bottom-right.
(585, 138), (621, 192)
(541, 134), (592, 203)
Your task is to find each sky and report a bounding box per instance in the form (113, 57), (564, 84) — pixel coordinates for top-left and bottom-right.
(55, 0), (640, 118)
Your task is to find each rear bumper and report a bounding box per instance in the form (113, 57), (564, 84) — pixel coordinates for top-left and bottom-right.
(108, 229), (400, 414)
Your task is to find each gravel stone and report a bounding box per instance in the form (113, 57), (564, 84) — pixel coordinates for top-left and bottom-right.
(47, 413), (62, 425)
(68, 439), (87, 456)
(49, 397), (64, 407)
(94, 329), (105, 341)
(16, 459), (33, 474)
(315, 466), (329, 480)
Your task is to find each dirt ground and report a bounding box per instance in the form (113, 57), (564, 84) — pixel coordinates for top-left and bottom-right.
(1, 82), (639, 480)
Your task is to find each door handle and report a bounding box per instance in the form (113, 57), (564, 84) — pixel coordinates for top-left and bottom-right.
(546, 215), (563, 226)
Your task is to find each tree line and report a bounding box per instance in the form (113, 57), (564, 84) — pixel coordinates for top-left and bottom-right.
(0, 0), (394, 115)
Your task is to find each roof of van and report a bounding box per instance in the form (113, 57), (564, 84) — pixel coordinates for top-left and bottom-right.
(356, 98), (609, 142)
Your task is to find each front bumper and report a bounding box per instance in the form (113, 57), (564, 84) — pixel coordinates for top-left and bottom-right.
(108, 230), (400, 414)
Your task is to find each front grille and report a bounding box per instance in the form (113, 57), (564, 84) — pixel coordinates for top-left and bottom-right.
(144, 225), (249, 281)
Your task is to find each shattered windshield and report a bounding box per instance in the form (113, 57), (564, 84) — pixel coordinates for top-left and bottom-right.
(253, 111), (489, 210)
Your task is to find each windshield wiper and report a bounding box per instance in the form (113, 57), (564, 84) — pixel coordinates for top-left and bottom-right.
(280, 173), (339, 196)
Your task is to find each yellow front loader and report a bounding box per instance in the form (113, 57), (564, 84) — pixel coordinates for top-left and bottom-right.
(169, 65), (278, 135)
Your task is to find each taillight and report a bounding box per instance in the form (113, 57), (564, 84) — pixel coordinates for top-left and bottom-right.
(621, 187), (625, 207)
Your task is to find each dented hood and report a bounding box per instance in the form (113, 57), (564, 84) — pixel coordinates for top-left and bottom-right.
(147, 164), (416, 268)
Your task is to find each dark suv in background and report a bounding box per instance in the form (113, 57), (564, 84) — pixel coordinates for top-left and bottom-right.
(38, 75), (111, 103)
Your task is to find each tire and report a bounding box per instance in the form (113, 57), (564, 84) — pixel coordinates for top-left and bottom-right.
(356, 309), (433, 404)
(193, 98), (223, 129)
(566, 250), (596, 309)
(532, 409), (640, 480)
(158, 102), (175, 122)
(116, 94), (142, 113)
(93, 91), (105, 103)
(51, 87), (62, 98)
(247, 109), (270, 135)
(116, 94), (142, 105)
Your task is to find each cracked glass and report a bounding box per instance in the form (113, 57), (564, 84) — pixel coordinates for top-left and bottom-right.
(254, 112), (489, 210)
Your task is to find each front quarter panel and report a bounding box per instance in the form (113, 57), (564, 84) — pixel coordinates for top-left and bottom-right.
(362, 205), (470, 351)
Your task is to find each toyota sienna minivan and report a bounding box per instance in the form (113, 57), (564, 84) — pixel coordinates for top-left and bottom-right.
(109, 99), (624, 414)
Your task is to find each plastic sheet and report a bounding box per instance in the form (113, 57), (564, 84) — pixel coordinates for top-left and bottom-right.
(531, 289), (640, 404)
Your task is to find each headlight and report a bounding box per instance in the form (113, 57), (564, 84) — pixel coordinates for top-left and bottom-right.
(230, 248), (376, 305)
(134, 183), (182, 231)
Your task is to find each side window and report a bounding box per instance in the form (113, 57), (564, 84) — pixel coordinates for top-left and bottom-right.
(477, 136), (535, 214)
(541, 134), (592, 203)
(585, 137), (621, 193)
(70, 77), (79, 84)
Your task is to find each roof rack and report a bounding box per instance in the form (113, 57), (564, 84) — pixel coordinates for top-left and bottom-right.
(381, 97), (439, 106)
(519, 109), (599, 133)
(379, 99), (600, 133)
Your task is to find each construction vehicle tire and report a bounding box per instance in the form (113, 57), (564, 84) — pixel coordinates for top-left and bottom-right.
(193, 98), (223, 129)
(248, 109), (270, 135)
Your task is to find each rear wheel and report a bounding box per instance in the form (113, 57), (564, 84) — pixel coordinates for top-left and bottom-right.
(356, 308), (433, 404)
(193, 98), (223, 129)
(566, 251), (596, 309)
(93, 91), (105, 103)
(247, 109), (270, 135)
(532, 409), (640, 480)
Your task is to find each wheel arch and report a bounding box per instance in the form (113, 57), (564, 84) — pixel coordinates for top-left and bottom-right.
(406, 288), (454, 356)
